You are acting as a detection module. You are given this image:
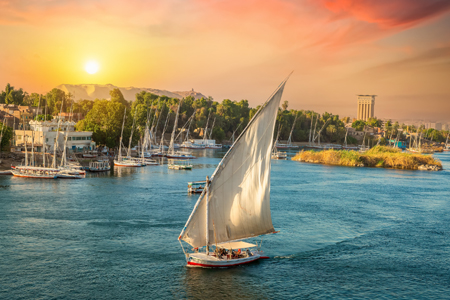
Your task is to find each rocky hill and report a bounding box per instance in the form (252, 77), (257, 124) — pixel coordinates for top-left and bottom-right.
(56, 84), (207, 101)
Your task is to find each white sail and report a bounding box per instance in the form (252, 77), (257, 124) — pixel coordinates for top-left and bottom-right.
(180, 80), (287, 248)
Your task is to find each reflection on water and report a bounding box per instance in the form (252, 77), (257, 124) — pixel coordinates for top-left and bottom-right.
(183, 264), (270, 299)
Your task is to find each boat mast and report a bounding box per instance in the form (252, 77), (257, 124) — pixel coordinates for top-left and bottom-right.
(203, 110), (211, 142)
(60, 103), (73, 168)
(312, 115), (318, 145)
(273, 125), (281, 154)
(160, 110), (171, 153)
(344, 128), (348, 147)
(169, 100), (182, 155)
(127, 109), (137, 158)
(153, 100), (164, 145)
(52, 98), (64, 168)
(205, 175), (210, 255)
(209, 117), (216, 140)
(43, 99), (47, 167)
(23, 116), (28, 166)
(287, 114), (298, 146)
(118, 108), (126, 162)
(308, 113), (314, 146)
(231, 120), (243, 144)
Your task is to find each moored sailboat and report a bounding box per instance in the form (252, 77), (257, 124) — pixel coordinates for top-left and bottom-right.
(178, 76), (289, 267)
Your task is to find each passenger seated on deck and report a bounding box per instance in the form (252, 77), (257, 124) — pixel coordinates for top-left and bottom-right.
(246, 249), (252, 256)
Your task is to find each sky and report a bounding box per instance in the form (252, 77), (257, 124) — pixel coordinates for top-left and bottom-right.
(1, 0), (450, 122)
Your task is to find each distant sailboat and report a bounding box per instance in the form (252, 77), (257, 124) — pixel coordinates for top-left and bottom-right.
(276, 114), (299, 149)
(114, 109), (142, 167)
(166, 100), (196, 160)
(178, 76), (290, 267)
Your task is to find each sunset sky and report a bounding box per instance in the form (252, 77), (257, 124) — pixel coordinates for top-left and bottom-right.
(1, 0), (450, 121)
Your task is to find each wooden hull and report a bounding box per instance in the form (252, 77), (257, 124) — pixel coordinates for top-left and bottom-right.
(0, 170), (13, 175)
(114, 160), (142, 167)
(12, 172), (57, 179)
(187, 252), (264, 268)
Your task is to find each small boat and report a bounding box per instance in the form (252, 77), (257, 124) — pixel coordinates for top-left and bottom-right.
(180, 141), (205, 149)
(179, 76), (290, 268)
(12, 168), (58, 179)
(168, 159), (192, 170)
(166, 152), (196, 159)
(187, 181), (206, 194)
(205, 144), (222, 149)
(88, 160), (111, 172)
(0, 170), (13, 175)
(271, 151), (288, 160)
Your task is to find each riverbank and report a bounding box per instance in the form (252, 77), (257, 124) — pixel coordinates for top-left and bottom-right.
(292, 146), (443, 171)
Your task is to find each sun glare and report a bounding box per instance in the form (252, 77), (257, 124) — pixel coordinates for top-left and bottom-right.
(85, 61), (99, 74)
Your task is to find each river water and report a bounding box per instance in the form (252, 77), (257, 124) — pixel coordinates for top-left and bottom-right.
(1, 150), (449, 299)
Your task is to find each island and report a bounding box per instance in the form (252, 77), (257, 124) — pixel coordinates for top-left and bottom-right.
(292, 146), (443, 171)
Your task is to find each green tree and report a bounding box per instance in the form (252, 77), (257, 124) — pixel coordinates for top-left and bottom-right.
(45, 88), (68, 115)
(352, 120), (366, 131)
(281, 100), (289, 111)
(0, 122), (13, 151)
(110, 88), (128, 107)
(0, 83), (26, 105)
(76, 99), (131, 148)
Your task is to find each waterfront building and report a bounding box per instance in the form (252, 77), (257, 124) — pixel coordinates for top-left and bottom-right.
(442, 124), (449, 131)
(357, 95), (376, 121)
(14, 119), (95, 152)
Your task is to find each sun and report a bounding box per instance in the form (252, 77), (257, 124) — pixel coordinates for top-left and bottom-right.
(85, 61), (99, 74)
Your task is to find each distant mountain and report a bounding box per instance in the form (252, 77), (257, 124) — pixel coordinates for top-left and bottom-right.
(55, 84), (207, 101)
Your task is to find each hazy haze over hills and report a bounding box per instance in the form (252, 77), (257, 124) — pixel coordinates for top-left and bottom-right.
(56, 84), (207, 101)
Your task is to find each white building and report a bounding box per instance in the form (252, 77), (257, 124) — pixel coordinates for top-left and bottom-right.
(14, 119), (95, 152)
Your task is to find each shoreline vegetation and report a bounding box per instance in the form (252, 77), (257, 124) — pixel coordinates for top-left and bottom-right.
(292, 146), (443, 171)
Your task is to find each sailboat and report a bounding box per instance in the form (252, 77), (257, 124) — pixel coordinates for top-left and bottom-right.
(276, 114), (299, 149)
(114, 109), (142, 167)
(178, 76), (289, 268)
(271, 125), (288, 159)
(166, 100), (196, 159)
(205, 117), (223, 149)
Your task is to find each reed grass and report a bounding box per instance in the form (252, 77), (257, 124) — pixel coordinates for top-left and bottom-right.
(292, 146), (442, 170)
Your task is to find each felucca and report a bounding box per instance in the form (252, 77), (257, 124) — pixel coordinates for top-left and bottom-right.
(114, 109), (142, 167)
(178, 76), (289, 267)
(166, 100), (196, 160)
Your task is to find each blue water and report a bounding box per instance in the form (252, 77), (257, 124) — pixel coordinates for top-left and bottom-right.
(1, 150), (449, 299)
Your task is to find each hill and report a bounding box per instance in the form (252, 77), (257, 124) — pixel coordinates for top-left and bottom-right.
(56, 84), (207, 101)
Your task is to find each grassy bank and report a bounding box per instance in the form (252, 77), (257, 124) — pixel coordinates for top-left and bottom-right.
(292, 146), (442, 170)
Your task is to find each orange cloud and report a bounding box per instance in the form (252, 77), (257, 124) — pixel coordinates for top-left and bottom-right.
(319, 0), (450, 28)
